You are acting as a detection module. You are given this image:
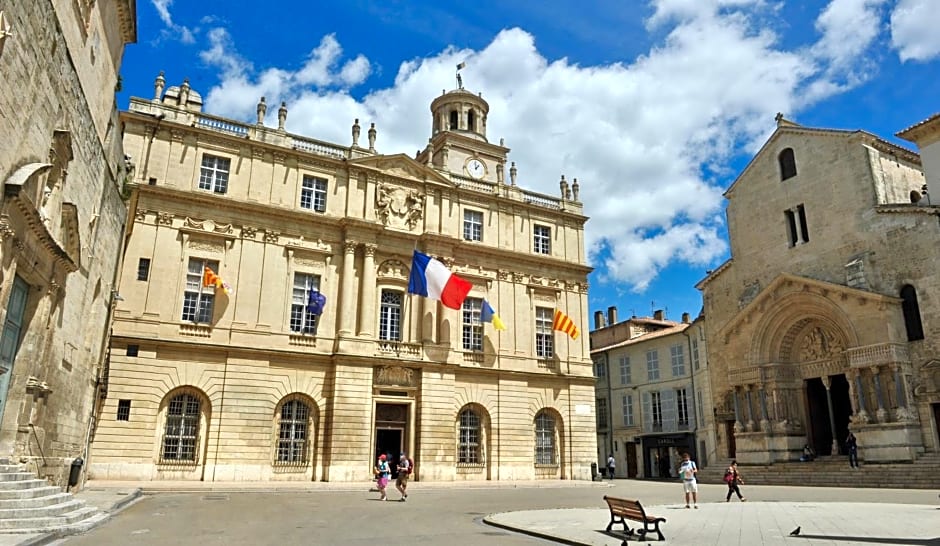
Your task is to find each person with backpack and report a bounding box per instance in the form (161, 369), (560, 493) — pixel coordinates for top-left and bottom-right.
(678, 452), (699, 509)
(374, 454), (391, 501)
(396, 451), (413, 501)
(724, 460), (746, 502)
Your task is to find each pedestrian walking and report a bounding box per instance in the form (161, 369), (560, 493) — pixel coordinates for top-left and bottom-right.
(846, 431), (859, 468)
(724, 460), (746, 502)
(607, 454), (616, 480)
(678, 452), (698, 509)
(396, 451), (413, 501)
(374, 454), (391, 501)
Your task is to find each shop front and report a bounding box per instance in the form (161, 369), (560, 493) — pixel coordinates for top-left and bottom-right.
(640, 433), (694, 479)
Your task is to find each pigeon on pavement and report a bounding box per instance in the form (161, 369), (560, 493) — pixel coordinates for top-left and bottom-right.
(790, 526), (801, 536)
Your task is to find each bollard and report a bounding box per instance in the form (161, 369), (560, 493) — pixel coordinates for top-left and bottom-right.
(67, 457), (84, 491)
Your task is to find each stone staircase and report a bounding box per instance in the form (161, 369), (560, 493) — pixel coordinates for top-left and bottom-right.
(0, 460), (104, 534)
(696, 452), (940, 489)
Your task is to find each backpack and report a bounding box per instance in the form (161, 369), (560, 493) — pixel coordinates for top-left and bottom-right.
(402, 457), (414, 475)
(723, 469), (735, 484)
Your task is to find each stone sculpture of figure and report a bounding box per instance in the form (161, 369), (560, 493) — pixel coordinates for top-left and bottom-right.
(560, 175), (569, 199)
(572, 178), (580, 201)
(278, 102), (288, 131)
(154, 71), (166, 101)
(509, 162), (518, 186)
(179, 78), (191, 107)
(457, 72), (463, 89)
(256, 97), (266, 125)
(376, 184), (391, 223)
(368, 123), (377, 151)
(406, 190), (424, 229)
(352, 118), (361, 147)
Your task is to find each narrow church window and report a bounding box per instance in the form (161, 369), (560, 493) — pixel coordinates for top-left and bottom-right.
(797, 204), (809, 242)
(449, 110), (459, 130)
(779, 148), (797, 180)
(467, 110), (475, 132)
(785, 209), (798, 246)
(900, 285), (925, 341)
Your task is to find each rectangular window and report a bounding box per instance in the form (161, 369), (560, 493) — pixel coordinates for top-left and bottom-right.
(533, 225), (551, 255)
(646, 350), (660, 381)
(462, 298), (483, 351)
(622, 394), (634, 426)
(300, 175), (327, 212)
(651, 391), (663, 429)
(463, 210), (483, 242)
(797, 204), (809, 243)
(289, 273), (320, 334)
(670, 344), (685, 377)
(691, 338), (700, 371)
(785, 209), (798, 246)
(596, 398), (608, 430)
(126, 344), (139, 357)
(198, 154), (230, 194)
(181, 258), (217, 323)
(535, 307), (554, 358)
(619, 356), (631, 385)
(677, 388), (690, 428)
(379, 290), (403, 341)
(137, 258), (151, 281)
(593, 359), (607, 379)
(117, 399), (131, 421)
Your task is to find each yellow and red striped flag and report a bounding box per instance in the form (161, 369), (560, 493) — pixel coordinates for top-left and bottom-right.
(203, 266), (235, 296)
(552, 309), (579, 340)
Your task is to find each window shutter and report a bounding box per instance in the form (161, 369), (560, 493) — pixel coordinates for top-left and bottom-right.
(661, 389), (677, 431)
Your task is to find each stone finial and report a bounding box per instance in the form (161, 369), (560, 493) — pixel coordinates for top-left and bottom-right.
(560, 174), (569, 199)
(179, 78), (190, 106)
(572, 178), (580, 201)
(368, 122), (376, 152)
(278, 102), (288, 131)
(499, 137), (505, 147)
(509, 162), (517, 186)
(352, 118), (361, 147)
(154, 71), (166, 101)
(425, 138), (433, 166)
(256, 97), (266, 125)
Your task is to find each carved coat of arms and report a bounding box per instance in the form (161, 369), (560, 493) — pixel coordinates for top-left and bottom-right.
(376, 183), (424, 230)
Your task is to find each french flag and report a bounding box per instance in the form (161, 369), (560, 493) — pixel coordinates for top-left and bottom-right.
(407, 250), (472, 310)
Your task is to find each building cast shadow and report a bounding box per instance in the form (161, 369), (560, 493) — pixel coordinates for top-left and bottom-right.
(795, 534), (940, 545)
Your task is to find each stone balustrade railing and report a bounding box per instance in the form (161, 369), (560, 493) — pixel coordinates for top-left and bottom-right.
(845, 342), (910, 368)
(291, 136), (346, 159)
(376, 340), (422, 358)
(195, 114), (249, 137)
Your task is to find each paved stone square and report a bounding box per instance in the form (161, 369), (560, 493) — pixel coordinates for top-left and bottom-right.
(31, 480), (940, 546)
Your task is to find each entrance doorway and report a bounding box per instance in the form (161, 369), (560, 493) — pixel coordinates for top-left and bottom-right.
(724, 420), (736, 459)
(805, 374), (851, 456)
(932, 403), (940, 450)
(375, 428), (403, 477)
(374, 402), (409, 478)
(626, 442), (637, 478)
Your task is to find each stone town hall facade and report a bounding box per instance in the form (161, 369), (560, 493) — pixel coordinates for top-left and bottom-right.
(88, 75), (596, 482)
(698, 115), (940, 466)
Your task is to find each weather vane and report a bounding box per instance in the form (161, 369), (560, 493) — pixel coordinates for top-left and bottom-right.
(456, 61), (466, 89)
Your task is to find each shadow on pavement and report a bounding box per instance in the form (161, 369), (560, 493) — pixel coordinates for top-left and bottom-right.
(796, 534), (940, 545)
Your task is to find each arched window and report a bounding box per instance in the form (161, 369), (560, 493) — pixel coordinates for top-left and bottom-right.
(901, 285), (925, 341)
(458, 408), (482, 463)
(467, 110), (475, 132)
(276, 398), (311, 463)
(449, 110), (459, 130)
(534, 411), (556, 464)
(161, 392), (201, 462)
(778, 148), (797, 181)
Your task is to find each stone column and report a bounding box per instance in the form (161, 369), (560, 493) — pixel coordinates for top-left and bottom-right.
(357, 244), (377, 338)
(852, 370), (870, 424)
(759, 387), (770, 432)
(732, 388), (742, 432)
(744, 387), (755, 432)
(338, 241), (358, 335)
(871, 366), (887, 422)
(892, 364), (915, 422)
(821, 376), (839, 455)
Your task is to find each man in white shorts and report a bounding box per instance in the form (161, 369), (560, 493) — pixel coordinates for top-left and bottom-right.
(678, 452), (698, 509)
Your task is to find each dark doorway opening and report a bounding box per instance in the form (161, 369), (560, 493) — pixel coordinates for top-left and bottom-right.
(932, 404), (940, 451)
(375, 428), (403, 478)
(724, 420), (736, 459)
(626, 442), (637, 478)
(830, 374), (851, 454)
(806, 377), (831, 455)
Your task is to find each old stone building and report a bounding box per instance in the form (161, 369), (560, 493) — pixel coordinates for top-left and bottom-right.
(590, 309), (715, 478)
(698, 114), (940, 467)
(0, 1), (136, 484)
(88, 74), (596, 482)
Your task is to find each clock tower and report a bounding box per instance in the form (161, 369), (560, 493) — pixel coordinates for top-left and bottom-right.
(417, 85), (510, 184)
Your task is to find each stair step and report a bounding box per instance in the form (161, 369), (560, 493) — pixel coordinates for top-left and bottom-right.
(0, 473), (38, 483)
(0, 466), (26, 473)
(0, 510), (107, 535)
(0, 486), (61, 500)
(0, 506), (98, 531)
(0, 493), (71, 509)
(0, 479), (52, 491)
(0, 499), (85, 519)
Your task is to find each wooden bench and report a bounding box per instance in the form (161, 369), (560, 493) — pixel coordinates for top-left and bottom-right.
(603, 495), (666, 541)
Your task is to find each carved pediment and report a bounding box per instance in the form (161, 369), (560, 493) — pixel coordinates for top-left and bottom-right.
(375, 183), (425, 231)
(374, 365), (416, 387)
(377, 259), (409, 281)
(349, 153), (452, 185)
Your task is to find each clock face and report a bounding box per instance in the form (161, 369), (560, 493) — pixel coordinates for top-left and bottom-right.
(466, 158), (486, 179)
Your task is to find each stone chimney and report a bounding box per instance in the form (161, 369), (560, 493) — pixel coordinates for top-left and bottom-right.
(594, 311), (606, 330)
(607, 306), (618, 326)
(681, 312), (690, 324)
(653, 309), (665, 321)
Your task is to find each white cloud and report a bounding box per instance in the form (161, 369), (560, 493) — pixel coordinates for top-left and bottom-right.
(193, 2), (888, 293)
(151, 0), (196, 44)
(890, 0), (940, 62)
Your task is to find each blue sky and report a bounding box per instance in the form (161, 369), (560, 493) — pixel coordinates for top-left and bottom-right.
(125, 0), (940, 327)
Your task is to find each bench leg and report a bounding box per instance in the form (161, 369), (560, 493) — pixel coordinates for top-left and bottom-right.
(645, 521), (665, 541)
